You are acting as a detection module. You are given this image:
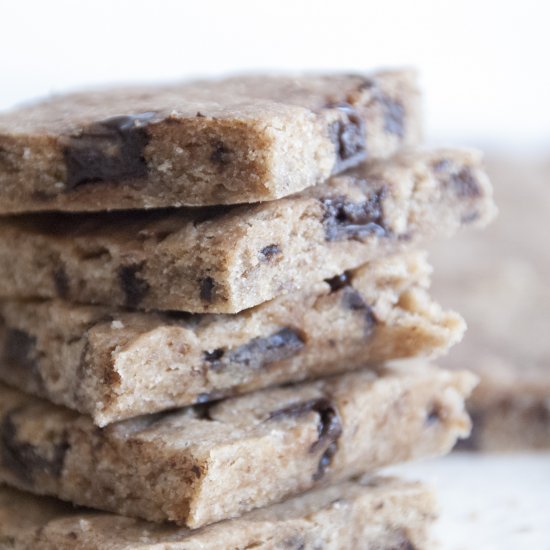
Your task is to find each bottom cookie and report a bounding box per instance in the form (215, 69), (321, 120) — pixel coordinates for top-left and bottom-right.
(0, 476), (436, 550)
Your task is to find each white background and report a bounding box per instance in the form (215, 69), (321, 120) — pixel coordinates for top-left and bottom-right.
(1, 0), (549, 150)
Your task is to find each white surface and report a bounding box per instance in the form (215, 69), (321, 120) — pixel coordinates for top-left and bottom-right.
(389, 453), (550, 549)
(1, 0), (550, 148)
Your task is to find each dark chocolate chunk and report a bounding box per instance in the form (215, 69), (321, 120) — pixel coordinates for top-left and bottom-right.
(461, 211), (480, 224)
(204, 348), (225, 363)
(381, 96), (405, 137)
(0, 410), (68, 485)
(0, 328), (45, 393)
(389, 533), (417, 550)
(210, 141), (233, 166)
(0, 145), (19, 174)
(450, 167), (481, 198)
(269, 397), (342, 480)
(321, 189), (387, 241)
(199, 277), (215, 302)
(425, 402), (443, 425)
(325, 272), (351, 292)
(63, 112), (155, 188)
(282, 536), (306, 550)
(434, 161), (482, 199)
(193, 401), (215, 421)
(259, 244), (281, 262)
(357, 77), (375, 91)
(313, 441), (339, 481)
(2, 329), (38, 372)
(341, 288), (377, 336)
(53, 266), (70, 298)
(118, 263), (150, 308)
(326, 103), (366, 171)
(206, 328), (305, 371)
(196, 112), (206, 118)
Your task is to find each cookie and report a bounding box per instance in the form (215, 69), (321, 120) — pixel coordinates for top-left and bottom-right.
(0, 476), (436, 549)
(431, 155), (550, 450)
(0, 251), (465, 425)
(0, 363), (475, 527)
(0, 149), (496, 313)
(0, 71), (421, 213)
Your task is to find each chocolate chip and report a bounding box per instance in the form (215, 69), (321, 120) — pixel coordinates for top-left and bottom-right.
(381, 96), (405, 137)
(325, 272), (351, 292)
(63, 112), (155, 188)
(0, 328), (45, 394)
(269, 397), (342, 481)
(193, 401), (215, 421)
(204, 348), (225, 363)
(389, 533), (417, 550)
(199, 277), (215, 302)
(259, 244), (281, 262)
(326, 103), (366, 171)
(210, 141), (233, 166)
(357, 78), (375, 91)
(196, 112), (206, 118)
(341, 288), (377, 336)
(206, 328), (305, 371)
(53, 266), (70, 299)
(461, 211), (480, 224)
(313, 441), (339, 481)
(425, 403), (443, 425)
(118, 263), (150, 308)
(432, 159), (452, 173)
(341, 287), (367, 311)
(321, 189), (387, 241)
(282, 536), (306, 550)
(3, 329), (38, 372)
(0, 410), (69, 485)
(450, 167), (482, 198)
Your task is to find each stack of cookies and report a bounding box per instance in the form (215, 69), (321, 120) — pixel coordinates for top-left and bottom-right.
(0, 71), (495, 548)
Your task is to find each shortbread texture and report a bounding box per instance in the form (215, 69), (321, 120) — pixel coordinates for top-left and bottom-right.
(0, 71), (421, 212)
(0, 365), (475, 527)
(0, 149), (496, 313)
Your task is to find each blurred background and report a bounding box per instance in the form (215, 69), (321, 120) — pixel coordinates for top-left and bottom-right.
(1, 0), (549, 152)
(1, 1), (549, 548)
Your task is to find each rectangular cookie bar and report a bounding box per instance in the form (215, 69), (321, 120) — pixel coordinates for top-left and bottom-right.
(0, 252), (465, 426)
(431, 155), (550, 451)
(0, 70), (421, 213)
(0, 149), (496, 313)
(0, 476), (437, 550)
(0, 363), (475, 527)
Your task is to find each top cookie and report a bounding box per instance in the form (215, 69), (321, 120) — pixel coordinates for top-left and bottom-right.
(0, 70), (421, 213)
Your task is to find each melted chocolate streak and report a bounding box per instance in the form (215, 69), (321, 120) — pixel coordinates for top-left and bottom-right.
(63, 112), (156, 188)
(0, 410), (69, 485)
(269, 397), (343, 480)
(204, 327), (305, 371)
